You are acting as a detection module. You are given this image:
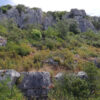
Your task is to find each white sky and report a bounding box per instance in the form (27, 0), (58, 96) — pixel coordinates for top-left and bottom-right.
(1, 0), (100, 16)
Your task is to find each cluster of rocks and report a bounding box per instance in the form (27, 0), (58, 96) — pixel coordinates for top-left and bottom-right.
(0, 70), (51, 100)
(0, 69), (88, 100)
(0, 6), (98, 32)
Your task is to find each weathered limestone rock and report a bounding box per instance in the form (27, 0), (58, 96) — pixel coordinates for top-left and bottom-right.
(0, 7), (43, 28)
(19, 72), (51, 99)
(0, 69), (20, 86)
(0, 6), (97, 32)
(43, 14), (56, 30)
(77, 71), (88, 79)
(69, 9), (86, 18)
(66, 9), (96, 32)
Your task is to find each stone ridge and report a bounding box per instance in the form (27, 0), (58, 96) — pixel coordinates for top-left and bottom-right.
(0, 6), (97, 32)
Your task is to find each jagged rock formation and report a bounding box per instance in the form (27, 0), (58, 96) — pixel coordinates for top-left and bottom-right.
(66, 9), (96, 32)
(0, 6), (43, 28)
(0, 5), (97, 32)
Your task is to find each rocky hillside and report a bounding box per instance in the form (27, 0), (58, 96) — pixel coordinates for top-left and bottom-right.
(0, 5), (100, 100)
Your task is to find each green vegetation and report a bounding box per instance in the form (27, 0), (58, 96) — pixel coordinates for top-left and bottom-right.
(16, 4), (26, 14)
(0, 79), (25, 100)
(47, 11), (67, 20)
(49, 62), (100, 100)
(0, 5), (12, 13)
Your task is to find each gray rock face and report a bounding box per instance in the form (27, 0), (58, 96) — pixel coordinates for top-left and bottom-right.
(0, 69), (20, 86)
(43, 14), (56, 30)
(0, 6), (96, 32)
(67, 9), (96, 32)
(19, 72), (51, 98)
(76, 17), (96, 32)
(20, 8), (43, 28)
(0, 7), (43, 28)
(69, 9), (86, 18)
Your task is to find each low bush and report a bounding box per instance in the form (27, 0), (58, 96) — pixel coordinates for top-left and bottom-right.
(0, 5), (12, 13)
(0, 79), (25, 100)
(49, 74), (90, 100)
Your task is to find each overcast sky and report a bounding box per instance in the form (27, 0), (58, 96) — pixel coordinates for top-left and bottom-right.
(0, 0), (100, 16)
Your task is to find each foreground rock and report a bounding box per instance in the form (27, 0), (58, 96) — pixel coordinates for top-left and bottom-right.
(0, 69), (89, 100)
(19, 72), (51, 100)
(77, 71), (88, 79)
(0, 69), (20, 86)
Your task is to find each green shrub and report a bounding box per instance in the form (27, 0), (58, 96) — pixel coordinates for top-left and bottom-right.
(0, 25), (8, 36)
(69, 21), (80, 34)
(7, 42), (31, 56)
(31, 29), (42, 40)
(0, 5), (12, 13)
(47, 11), (67, 20)
(49, 74), (90, 100)
(16, 4), (26, 14)
(83, 62), (98, 95)
(54, 20), (69, 39)
(0, 79), (25, 100)
(44, 27), (58, 38)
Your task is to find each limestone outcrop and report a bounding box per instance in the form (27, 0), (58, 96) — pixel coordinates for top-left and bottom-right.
(0, 6), (97, 32)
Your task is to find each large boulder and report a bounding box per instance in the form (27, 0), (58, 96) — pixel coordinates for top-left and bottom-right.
(19, 72), (51, 99)
(0, 69), (20, 86)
